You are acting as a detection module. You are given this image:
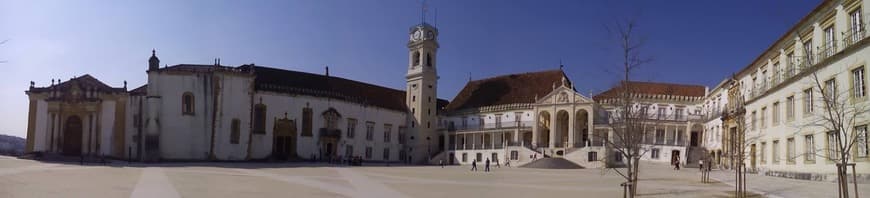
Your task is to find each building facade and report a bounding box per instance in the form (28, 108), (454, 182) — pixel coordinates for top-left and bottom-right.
(700, 0), (870, 181)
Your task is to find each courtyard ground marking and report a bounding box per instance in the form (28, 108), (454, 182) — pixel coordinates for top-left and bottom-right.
(360, 170), (600, 192)
(334, 168), (409, 198)
(235, 168), (358, 197)
(130, 167), (181, 198)
(0, 164), (60, 176)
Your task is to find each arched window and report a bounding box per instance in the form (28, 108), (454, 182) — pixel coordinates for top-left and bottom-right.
(426, 53), (432, 67)
(182, 92), (194, 115)
(412, 51), (421, 66)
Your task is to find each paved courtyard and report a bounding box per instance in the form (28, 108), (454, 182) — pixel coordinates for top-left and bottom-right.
(0, 156), (864, 198)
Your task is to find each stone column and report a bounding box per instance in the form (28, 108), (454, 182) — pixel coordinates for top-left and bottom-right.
(532, 109), (539, 148)
(568, 110), (575, 148)
(549, 113), (556, 149)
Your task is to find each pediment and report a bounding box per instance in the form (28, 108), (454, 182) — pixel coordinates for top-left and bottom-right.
(536, 86), (592, 104)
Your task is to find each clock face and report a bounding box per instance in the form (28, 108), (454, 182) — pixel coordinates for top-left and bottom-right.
(413, 30), (423, 41)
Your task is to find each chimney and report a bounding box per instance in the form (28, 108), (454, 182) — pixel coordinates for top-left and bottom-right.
(325, 65), (330, 77)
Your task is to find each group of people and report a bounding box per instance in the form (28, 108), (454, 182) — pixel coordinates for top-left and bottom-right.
(469, 158), (506, 172)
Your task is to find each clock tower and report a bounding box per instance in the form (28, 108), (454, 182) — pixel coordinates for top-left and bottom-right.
(406, 23), (439, 164)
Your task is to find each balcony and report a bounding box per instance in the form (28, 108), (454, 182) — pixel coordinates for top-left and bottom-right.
(844, 25), (866, 49)
(450, 121), (534, 132)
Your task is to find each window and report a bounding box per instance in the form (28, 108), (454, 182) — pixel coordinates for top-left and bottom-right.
(462, 153), (468, 162)
(398, 127), (407, 144)
(412, 51), (420, 66)
(651, 149), (660, 159)
(850, 8), (864, 44)
(853, 67), (866, 98)
(787, 138), (795, 163)
(676, 129), (684, 146)
(773, 62), (780, 84)
(825, 78), (837, 102)
(655, 129), (665, 144)
(856, 125), (868, 158)
(786, 52), (795, 76)
(383, 148), (390, 160)
(588, 151), (599, 161)
(461, 116), (468, 129)
(760, 142), (767, 163)
(786, 96), (795, 121)
(804, 88), (814, 115)
(346, 118), (357, 138)
(824, 26), (836, 57)
(491, 153), (498, 162)
(511, 151), (518, 160)
(476, 153), (482, 162)
(230, 119), (240, 144)
(827, 131), (839, 160)
(751, 111), (757, 130)
(657, 108), (666, 119)
(495, 114), (502, 128)
(675, 108), (684, 120)
(365, 147), (372, 159)
(805, 135), (816, 161)
(772, 140), (780, 163)
(302, 108), (313, 136)
(804, 39), (815, 64)
(182, 92), (195, 115)
(383, 124), (392, 142)
(760, 107), (767, 129)
(772, 102), (780, 126)
(346, 145), (353, 158)
(365, 122), (375, 141)
(426, 53), (432, 67)
(254, 104), (266, 134)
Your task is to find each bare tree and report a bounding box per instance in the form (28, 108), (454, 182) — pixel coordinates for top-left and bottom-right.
(797, 72), (867, 198)
(597, 17), (653, 198)
(721, 86), (763, 198)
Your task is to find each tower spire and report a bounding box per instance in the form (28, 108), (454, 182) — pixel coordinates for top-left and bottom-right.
(421, 0), (428, 24)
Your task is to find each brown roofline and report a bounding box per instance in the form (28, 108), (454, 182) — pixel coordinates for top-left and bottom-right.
(469, 69), (565, 83)
(242, 65), (411, 95)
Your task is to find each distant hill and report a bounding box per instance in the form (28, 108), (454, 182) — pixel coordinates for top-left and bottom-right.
(0, 134), (25, 156)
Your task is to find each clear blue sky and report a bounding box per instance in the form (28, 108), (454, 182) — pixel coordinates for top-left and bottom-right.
(0, 0), (818, 138)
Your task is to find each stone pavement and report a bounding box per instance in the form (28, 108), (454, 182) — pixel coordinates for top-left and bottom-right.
(706, 168), (870, 198)
(0, 156), (791, 198)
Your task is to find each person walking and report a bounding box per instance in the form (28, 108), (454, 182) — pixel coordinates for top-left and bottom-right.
(698, 159), (704, 171)
(495, 158), (500, 168)
(504, 160), (511, 167)
(485, 158), (491, 172)
(674, 158), (681, 170)
(471, 160), (478, 171)
(439, 159), (444, 168)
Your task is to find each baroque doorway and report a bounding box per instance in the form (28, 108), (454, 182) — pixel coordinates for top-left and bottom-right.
(63, 116), (83, 156)
(272, 118), (297, 160)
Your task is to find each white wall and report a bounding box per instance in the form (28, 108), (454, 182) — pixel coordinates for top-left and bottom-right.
(99, 101), (116, 156)
(253, 92), (407, 162)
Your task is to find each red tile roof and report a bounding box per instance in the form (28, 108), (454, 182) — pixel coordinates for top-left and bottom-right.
(444, 69), (569, 111)
(237, 65), (447, 112)
(593, 81), (706, 101)
(129, 85), (147, 96)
